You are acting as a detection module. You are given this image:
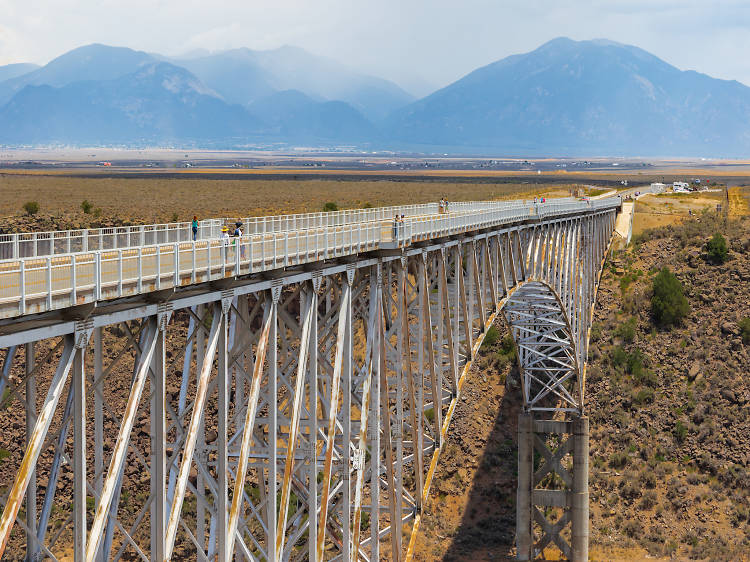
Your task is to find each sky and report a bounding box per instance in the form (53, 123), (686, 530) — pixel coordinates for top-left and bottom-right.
(2, 0), (750, 97)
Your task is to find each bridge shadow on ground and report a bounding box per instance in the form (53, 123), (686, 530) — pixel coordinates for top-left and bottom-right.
(410, 353), (524, 561)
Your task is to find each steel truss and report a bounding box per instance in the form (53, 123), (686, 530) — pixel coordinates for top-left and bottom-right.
(0, 208), (616, 561)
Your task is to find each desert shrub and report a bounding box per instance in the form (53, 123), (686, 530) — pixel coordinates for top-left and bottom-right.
(620, 476), (642, 500)
(590, 321), (602, 342)
(705, 232), (728, 264)
(615, 317), (637, 343)
(609, 451), (629, 469)
(651, 268), (689, 327)
(481, 325), (500, 349)
(23, 201), (39, 215)
(80, 199), (93, 214)
(674, 421), (688, 444)
(612, 346), (628, 368)
(639, 490), (658, 509)
(633, 387), (655, 405)
(500, 334), (516, 358)
(740, 317), (750, 345)
(623, 519), (642, 538)
(424, 408), (435, 424)
(361, 202), (373, 209)
(93, 207), (102, 218)
(323, 202), (338, 212)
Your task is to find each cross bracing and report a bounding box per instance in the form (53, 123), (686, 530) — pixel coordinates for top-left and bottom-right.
(0, 197), (619, 560)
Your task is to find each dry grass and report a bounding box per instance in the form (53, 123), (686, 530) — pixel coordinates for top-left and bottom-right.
(632, 192), (726, 234)
(0, 173), (569, 223)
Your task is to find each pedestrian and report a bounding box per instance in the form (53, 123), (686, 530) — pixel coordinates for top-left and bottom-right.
(439, 198), (444, 214)
(234, 221), (244, 258)
(393, 214), (399, 239)
(444, 198), (449, 213)
(191, 215), (199, 241)
(221, 226), (230, 261)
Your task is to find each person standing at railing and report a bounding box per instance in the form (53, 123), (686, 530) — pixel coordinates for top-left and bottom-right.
(393, 214), (400, 240)
(439, 198), (445, 214)
(233, 222), (245, 258)
(192, 216), (199, 241)
(400, 214), (406, 239)
(444, 198), (449, 213)
(221, 226), (230, 261)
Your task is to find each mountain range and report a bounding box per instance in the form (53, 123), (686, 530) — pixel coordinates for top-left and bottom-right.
(1, 38), (750, 156)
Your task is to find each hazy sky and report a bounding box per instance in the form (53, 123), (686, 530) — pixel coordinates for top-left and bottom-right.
(2, 0), (750, 96)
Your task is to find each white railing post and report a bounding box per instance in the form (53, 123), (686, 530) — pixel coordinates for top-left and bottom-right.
(95, 252), (101, 301)
(137, 247), (142, 293)
(46, 257), (52, 310)
(70, 254), (77, 306)
(191, 242), (196, 284)
(156, 247), (161, 290)
(118, 250), (123, 296)
(174, 243), (180, 287)
(19, 260), (25, 315)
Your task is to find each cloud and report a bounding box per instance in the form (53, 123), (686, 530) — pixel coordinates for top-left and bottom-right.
(1, 0), (750, 90)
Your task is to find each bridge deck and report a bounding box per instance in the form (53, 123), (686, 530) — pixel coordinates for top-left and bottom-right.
(0, 198), (619, 320)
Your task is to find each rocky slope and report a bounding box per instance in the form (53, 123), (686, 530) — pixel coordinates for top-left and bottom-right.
(413, 211), (750, 561)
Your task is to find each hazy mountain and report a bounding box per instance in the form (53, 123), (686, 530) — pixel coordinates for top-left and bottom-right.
(0, 44), (155, 106)
(249, 89), (378, 142)
(177, 46), (414, 121)
(0, 62), (261, 144)
(386, 37), (750, 156)
(0, 63), (40, 83)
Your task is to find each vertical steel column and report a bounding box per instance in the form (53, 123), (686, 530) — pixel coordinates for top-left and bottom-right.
(73, 332), (88, 562)
(370, 262), (382, 561)
(516, 412), (532, 561)
(342, 268), (354, 561)
(94, 328), (103, 506)
(151, 313), (167, 560)
(307, 278), (319, 562)
(268, 286), (280, 561)
(216, 298), (230, 561)
(25, 342), (37, 562)
(571, 418), (590, 562)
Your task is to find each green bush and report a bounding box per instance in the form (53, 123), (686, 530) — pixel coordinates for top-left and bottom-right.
(609, 451), (629, 469)
(481, 325), (500, 349)
(739, 318), (750, 345)
(615, 317), (637, 343)
(361, 202), (373, 209)
(323, 202), (338, 212)
(500, 334), (516, 359)
(23, 201), (39, 215)
(705, 232), (728, 264)
(80, 200), (93, 214)
(674, 421), (688, 444)
(651, 268), (689, 327)
(633, 387), (655, 405)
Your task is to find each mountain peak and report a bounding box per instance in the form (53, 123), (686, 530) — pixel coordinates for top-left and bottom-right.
(388, 37), (750, 156)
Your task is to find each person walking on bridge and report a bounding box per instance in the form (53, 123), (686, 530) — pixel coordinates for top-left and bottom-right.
(192, 215), (199, 241)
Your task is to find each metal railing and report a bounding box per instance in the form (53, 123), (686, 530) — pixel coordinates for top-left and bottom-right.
(0, 200), (554, 261)
(0, 197), (620, 319)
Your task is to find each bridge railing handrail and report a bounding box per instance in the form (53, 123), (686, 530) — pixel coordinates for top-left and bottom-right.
(0, 199), (557, 261)
(0, 196), (620, 319)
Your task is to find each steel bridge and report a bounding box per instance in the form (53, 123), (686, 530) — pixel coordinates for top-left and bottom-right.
(0, 196), (620, 561)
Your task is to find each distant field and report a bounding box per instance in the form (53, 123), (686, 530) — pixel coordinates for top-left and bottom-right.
(633, 192), (720, 233)
(0, 172), (571, 223)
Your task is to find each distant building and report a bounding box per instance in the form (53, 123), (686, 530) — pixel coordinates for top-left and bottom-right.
(673, 181), (691, 193)
(650, 182), (666, 193)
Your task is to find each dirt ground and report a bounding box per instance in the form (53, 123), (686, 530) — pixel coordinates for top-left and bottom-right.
(632, 191), (726, 234)
(0, 172), (572, 225)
